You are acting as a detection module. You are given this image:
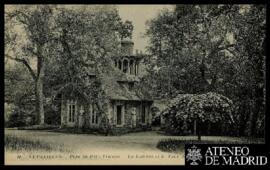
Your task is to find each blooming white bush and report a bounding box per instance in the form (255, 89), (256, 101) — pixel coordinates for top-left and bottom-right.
(162, 92), (234, 137)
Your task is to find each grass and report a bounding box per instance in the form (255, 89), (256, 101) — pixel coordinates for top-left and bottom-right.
(157, 137), (264, 153)
(5, 134), (69, 153)
(157, 139), (185, 152)
(5, 129), (264, 155)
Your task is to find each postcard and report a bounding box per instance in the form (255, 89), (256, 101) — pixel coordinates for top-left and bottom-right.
(4, 4), (268, 166)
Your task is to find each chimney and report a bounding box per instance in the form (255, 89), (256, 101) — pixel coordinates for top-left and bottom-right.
(121, 38), (134, 56)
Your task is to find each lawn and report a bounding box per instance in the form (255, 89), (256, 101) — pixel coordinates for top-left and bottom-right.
(4, 129), (264, 165)
(5, 129), (185, 165)
(5, 134), (70, 153)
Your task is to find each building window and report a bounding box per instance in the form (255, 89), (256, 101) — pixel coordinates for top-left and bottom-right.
(91, 105), (98, 124)
(114, 60), (117, 67)
(118, 60), (122, 70)
(130, 60), (134, 74)
(141, 105), (146, 124)
(116, 105), (122, 125)
(123, 60), (128, 73)
(68, 100), (76, 123)
(128, 82), (134, 90)
(135, 63), (138, 75)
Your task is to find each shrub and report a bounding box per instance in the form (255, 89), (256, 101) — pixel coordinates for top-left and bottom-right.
(157, 139), (185, 152)
(157, 138), (264, 152)
(18, 124), (59, 130)
(99, 114), (112, 135)
(5, 105), (36, 128)
(5, 108), (35, 128)
(44, 104), (61, 125)
(162, 92), (234, 140)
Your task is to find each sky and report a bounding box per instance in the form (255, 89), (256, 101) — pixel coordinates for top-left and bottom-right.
(117, 5), (174, 53)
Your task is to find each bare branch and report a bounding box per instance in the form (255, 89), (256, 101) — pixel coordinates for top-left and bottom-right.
(5, 10), (30, 26)
(207, 40), (235, 58)
(50, 82), (74, 101)
(5, 54), (37, 81)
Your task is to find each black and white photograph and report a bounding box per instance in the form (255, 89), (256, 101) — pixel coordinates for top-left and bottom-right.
(3, 4), (267, 165)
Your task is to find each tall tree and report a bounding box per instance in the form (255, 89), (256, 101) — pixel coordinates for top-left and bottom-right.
(232, 5), (266, 136)
(144, 5), (236, 97)
(5, 5), (55, 124)
(45, 6), (133, 118)
(144, 5), (266, 137)
(5, 5), (133, 125)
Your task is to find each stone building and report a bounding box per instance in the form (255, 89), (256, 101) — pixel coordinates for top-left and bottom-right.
(59, 38), (153, 133)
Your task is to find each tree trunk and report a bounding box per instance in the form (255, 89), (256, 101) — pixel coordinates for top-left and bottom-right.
(198, 132), (201, 141)
(35, 80), (45, 125)
(35, 56), (45, 125)
(199, 57), (207, 93)
(196, 120), (201, 141)
(246, 50), (264, 137)
(193, 120), (197, 135)
(247, 88), (263, 137)
(207, 123), (211, 135)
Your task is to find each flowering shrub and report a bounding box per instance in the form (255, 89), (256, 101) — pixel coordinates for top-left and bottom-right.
(162, 92), (234, 139)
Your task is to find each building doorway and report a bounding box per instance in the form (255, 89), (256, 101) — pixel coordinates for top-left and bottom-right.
(116, 105), (122, 125)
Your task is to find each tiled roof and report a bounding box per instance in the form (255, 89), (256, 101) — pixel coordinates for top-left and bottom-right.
(100, 66), (152, 101)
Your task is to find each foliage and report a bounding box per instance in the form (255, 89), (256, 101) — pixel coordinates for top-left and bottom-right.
(45, 6), (134, 113)
(18, 124), (59, 130)
(44, 103), (61, 125)
(157, 138), (184, 152)
(5, 105), (35, 128)
(5, 5), (265, 137)
(143, 5), (237, 97)
(118, 20), (134, 39)
(6, 108), (27, 127)
(143, 5), (266, 137)
(157, 137), (264, 153)
(5, 5), (134, 125)
(152, 116), (161, 126)
(99, 115), (112, 135)
(5, 5), (56, 124)
(231, 5), (266, 137)
(5, 64), (36, 127)
(163, 92), (234, 123)
(162, 92), (234, 138)
(5, 63), (34, 105)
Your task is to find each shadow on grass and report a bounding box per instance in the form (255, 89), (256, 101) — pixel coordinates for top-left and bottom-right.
(17, 124), (60, 130)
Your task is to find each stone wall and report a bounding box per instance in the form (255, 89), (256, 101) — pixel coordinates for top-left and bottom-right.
(60, 96), (153, 133)
(60, 96), (97, 129)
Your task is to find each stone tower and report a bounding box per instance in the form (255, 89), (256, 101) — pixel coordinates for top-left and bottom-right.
(114, 38), (142, 76)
